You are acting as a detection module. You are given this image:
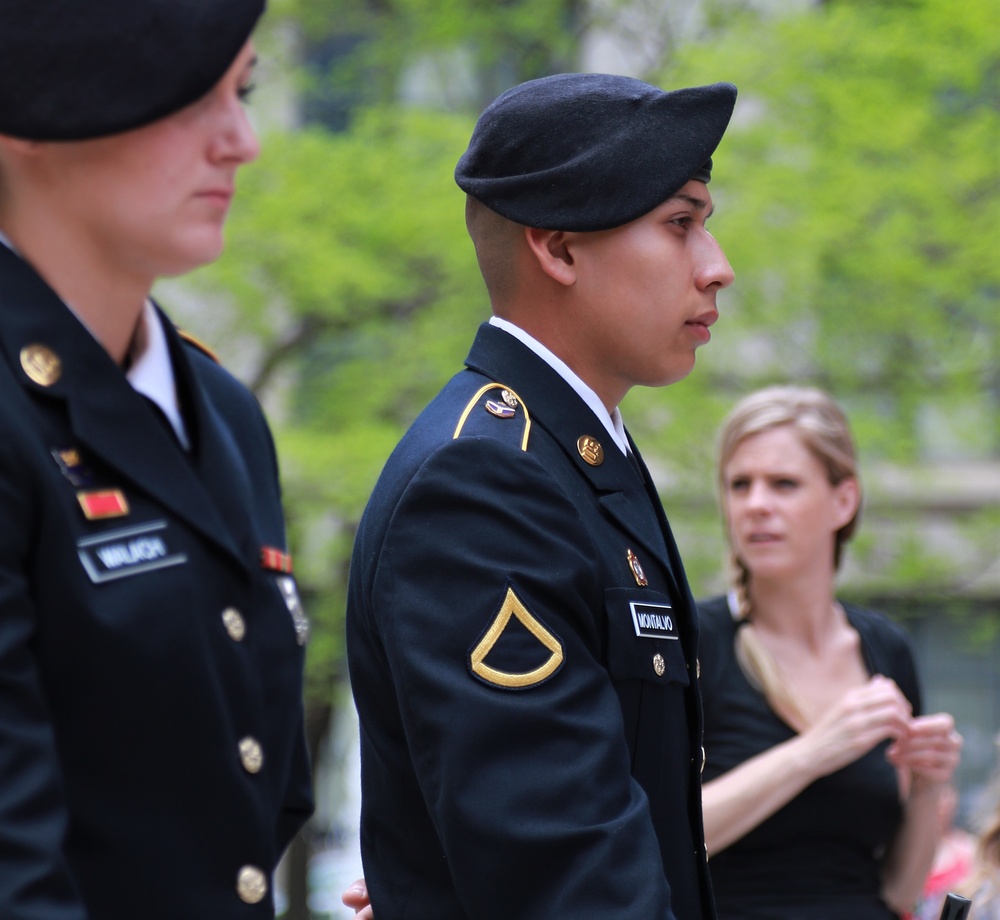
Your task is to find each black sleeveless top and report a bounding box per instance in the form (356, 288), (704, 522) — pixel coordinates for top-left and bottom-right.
(698, 595), (922, 920)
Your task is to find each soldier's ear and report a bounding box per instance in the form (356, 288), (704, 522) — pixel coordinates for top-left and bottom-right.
(0, 133), (43, 160)
(523, 226), (576, 287)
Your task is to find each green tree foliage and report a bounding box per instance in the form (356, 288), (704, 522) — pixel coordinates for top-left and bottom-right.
(648, 0), (1000, 460)
(283, 0), (618, 114)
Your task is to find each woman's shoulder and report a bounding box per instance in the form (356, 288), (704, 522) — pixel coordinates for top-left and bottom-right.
(842, 600), (922, 706)
(697, 594), (738, 630)
(696, 594), (741, 660)
(841, 601), (914, 654)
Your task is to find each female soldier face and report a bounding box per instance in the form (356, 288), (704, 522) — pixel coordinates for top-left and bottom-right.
(5, 40), (259, 282)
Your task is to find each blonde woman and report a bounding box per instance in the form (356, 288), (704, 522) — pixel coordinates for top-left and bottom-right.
(699, 386), (962, 919)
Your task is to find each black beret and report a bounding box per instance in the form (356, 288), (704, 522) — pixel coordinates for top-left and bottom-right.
(455, 73), (737, 231)
(0, 0), (266, 141)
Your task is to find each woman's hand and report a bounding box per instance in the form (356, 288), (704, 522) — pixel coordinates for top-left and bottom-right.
(799, 675), (913, 777)
(880, 714), (962, 913)
(888, 712), (962, 791)
(342, 878), (373, 919)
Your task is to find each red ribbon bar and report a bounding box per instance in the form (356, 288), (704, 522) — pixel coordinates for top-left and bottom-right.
(77, 489), (129, 520)
(260, 546), (293, 574)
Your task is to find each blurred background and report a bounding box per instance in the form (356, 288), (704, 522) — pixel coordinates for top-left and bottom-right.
(156, 0), (1000, 914)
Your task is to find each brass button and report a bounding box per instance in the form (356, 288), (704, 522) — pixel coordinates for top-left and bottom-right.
(236, 865), (268, 904)
(652, 653), (666, 677)
(222, 608), (245, 642)
(239, 737), (264, 774)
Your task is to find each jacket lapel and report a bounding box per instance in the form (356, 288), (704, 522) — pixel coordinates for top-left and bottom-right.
(162, 312), (258, 569)
(0, 244), (248, 573)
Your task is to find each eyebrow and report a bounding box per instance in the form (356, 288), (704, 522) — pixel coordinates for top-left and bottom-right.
(669, 194), (714, 219)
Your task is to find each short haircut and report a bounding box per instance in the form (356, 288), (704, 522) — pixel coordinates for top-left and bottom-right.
(465, 196), (524, 307)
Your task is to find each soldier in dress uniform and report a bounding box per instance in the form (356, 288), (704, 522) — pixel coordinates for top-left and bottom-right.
(0, 1), (312, 917)
(345, 74), (737, 919)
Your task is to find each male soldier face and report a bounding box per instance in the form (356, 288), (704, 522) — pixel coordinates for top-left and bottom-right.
(565, 179), (734, 404)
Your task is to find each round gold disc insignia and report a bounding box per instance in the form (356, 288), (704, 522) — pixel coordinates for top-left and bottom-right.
(20, 344), (62, 387)
(577, 435), (604, 467)
(501, 388), (519, 409)
(652, 653), (666, 677)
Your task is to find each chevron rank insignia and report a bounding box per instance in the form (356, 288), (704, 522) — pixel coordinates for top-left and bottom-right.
(468, 585), (564, 690)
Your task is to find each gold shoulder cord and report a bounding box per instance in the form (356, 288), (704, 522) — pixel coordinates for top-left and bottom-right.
(452, 383), (531, 451)
(176, 328), (221, 364)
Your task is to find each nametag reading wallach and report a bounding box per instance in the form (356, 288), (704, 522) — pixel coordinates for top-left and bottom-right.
(77, 520), (187, 584)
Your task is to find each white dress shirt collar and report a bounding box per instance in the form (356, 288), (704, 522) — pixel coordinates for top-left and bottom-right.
(126, 301), (190, 450)
(489, 316), (629, 455)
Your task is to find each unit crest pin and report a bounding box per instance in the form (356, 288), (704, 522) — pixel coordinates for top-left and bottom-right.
(627, 548), (648, 587)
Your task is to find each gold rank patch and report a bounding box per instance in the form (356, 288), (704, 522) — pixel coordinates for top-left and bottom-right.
(469, 586), (564, 690)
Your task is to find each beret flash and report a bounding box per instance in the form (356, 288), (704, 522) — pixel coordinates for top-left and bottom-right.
(0, 0), (266, 141)
(455, 73), (738, 231)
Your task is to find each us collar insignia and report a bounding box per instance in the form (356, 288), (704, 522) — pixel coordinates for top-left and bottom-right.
(52, 447), (96, 487)
(260, 546), (293, 574)
(628, 548), (648, 587)
(485, 399), (516, 419)
(77, 489), (130, 520)
(20, 344), (62, 387)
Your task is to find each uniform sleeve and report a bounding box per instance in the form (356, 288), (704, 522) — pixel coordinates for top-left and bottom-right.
(368, 436), (673, 920)
(0, 433), (87, 920)
(274, 709), (314, 853)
